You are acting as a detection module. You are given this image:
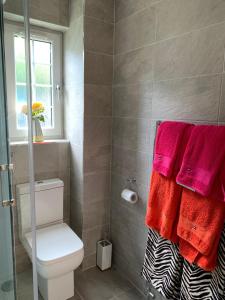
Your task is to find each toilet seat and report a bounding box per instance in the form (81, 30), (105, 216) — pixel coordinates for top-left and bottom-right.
(24, 223), (84, 279)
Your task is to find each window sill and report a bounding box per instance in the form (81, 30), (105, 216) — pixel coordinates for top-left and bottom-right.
(10, 139), (69, 146)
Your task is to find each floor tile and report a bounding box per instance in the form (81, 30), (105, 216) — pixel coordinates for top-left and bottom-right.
(116, 288), (146, 300)
(74, 267), (133, 300)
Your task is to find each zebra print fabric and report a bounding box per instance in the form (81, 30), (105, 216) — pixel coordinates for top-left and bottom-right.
(142, 228), (225, 300)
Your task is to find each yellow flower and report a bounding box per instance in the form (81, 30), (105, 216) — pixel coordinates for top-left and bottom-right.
(32, 102), (44, 112)
(21, 104), (28, 115)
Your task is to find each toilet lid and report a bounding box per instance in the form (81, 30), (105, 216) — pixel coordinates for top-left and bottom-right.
(25, 223), (83, 265)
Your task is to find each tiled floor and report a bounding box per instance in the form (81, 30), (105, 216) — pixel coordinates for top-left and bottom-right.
(15, 267), (145, 300)
(74, 267), (146, 300)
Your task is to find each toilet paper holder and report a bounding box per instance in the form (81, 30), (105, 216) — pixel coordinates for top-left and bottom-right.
(126, 177), (136, 185)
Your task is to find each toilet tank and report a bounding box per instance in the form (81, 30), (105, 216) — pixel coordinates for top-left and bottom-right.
(16, 179), (64, 238)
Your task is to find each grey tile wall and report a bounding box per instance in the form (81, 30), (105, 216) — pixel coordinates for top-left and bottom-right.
(64, 0), (114, 270)
(64, 0), (84, 238)
(11, 141), (70, 273)
(112, 0), (225, 295)
(83, 0), (114, 269)
(4, 0), (69, 27)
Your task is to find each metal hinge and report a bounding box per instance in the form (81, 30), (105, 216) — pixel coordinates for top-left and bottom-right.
(0, 164), (16, 208)
(0, 164), (14, 172)
(2, 199), (16, 207)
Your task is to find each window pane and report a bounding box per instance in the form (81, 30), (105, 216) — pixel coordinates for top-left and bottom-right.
(34, 64), (51, 85)
(14, 36), (54, 131)
(15, 61), (26, 83)
(14, 36), (25, 60)
(16, 85), (27, 129)
(16, 85), (27, 104)
(35, 86), (53, 128)
(33, 40), (51, 64)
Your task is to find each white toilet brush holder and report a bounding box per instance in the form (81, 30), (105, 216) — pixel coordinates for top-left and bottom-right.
(97, 240), (112, 271)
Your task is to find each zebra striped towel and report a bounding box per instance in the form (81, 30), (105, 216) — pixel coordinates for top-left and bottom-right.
(142, 228), (225, 300)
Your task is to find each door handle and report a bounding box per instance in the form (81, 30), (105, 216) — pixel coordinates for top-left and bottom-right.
(0, 163), (16, 207)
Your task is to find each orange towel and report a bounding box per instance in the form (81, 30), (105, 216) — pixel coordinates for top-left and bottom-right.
(177, 189), (225, 270)
(145, 170), (183, 243)
(179, 237), (221, 271)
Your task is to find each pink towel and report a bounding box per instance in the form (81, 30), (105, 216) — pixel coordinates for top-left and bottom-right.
(153, 121), (194, 177)
(176, 125), (225, 196)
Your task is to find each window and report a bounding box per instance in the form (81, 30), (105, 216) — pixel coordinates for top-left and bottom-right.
(4, 23), (63, 140)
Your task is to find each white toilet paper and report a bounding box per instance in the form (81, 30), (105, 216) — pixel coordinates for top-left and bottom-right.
(121, 189), (138, 204)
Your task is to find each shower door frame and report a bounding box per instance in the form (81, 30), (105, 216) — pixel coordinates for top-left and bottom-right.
(0, 0), (39, 299)
(0, 2), (16, 299)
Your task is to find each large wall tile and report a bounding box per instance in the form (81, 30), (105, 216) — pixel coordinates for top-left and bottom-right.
(65, 117), (84, 147)
(112, 146), (151, 187)
(84, 117), (112, 147)
(85, 0), (114, 23)
(113, 82), (152, 118)
(64, 83), (84, 119)
(84, 171), (111, 202)
(110, 203), (148, 267)
(83, 198), (110, 230)
(111, 174), (149, 216)
(115, 7), (156, 54)
(85, 51), (113, 85)
(83, 224), (110, 257)
(84, 17), (114, 54)
(155, 0), (225, 41)
(113, 118), (151, 152)
(154, 23), (225, 81)
(85, 84), (112, 117)
(114, 46), (153, 84)
(84, 144), (111, 173)
(70, 196), (83, 237)
(64, 16), (84, 85)
(115, 0), (157, 22)
(153, 75), (222, 121)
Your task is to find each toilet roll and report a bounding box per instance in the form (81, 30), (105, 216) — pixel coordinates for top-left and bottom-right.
(121, 189), (138, 204)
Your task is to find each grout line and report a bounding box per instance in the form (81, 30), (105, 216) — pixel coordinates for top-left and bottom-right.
(85, 49), (114, 57)
(217, 74), (224, 124)
(114, 19), (225, 57)
(113, 72), (224, 87)
(112, 144), (151, 155)
(115, 0), (164, 25)
(84, 14), (114, 25)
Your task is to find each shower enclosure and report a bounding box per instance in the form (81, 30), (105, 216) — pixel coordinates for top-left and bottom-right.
(0, 0), (38, 299)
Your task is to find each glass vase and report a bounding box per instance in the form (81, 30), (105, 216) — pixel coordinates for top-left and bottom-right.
(33, 118), (44, 142)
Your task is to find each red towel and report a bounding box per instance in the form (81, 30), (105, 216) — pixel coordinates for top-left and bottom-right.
(177, 188), (225, 270)
(145, 171), (183, 243)
(153, 121), (194, 177)
(176, 125), (225, 196)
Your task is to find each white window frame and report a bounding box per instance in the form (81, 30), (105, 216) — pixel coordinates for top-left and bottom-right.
(4, 22), (63, 141)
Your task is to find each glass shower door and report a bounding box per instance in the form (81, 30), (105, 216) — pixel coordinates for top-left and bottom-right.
(0, 2), (16, 300)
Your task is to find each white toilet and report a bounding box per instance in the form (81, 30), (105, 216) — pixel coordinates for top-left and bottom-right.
(16, 178), (84, 300)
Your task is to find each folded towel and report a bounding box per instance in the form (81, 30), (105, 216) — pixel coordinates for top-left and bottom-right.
(179, 236), (221, 271)
(146, 171), (183, 243)
(153, 121), (194, 177)
(177, 189), (225, 258)
(176, 125), (225, 196)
